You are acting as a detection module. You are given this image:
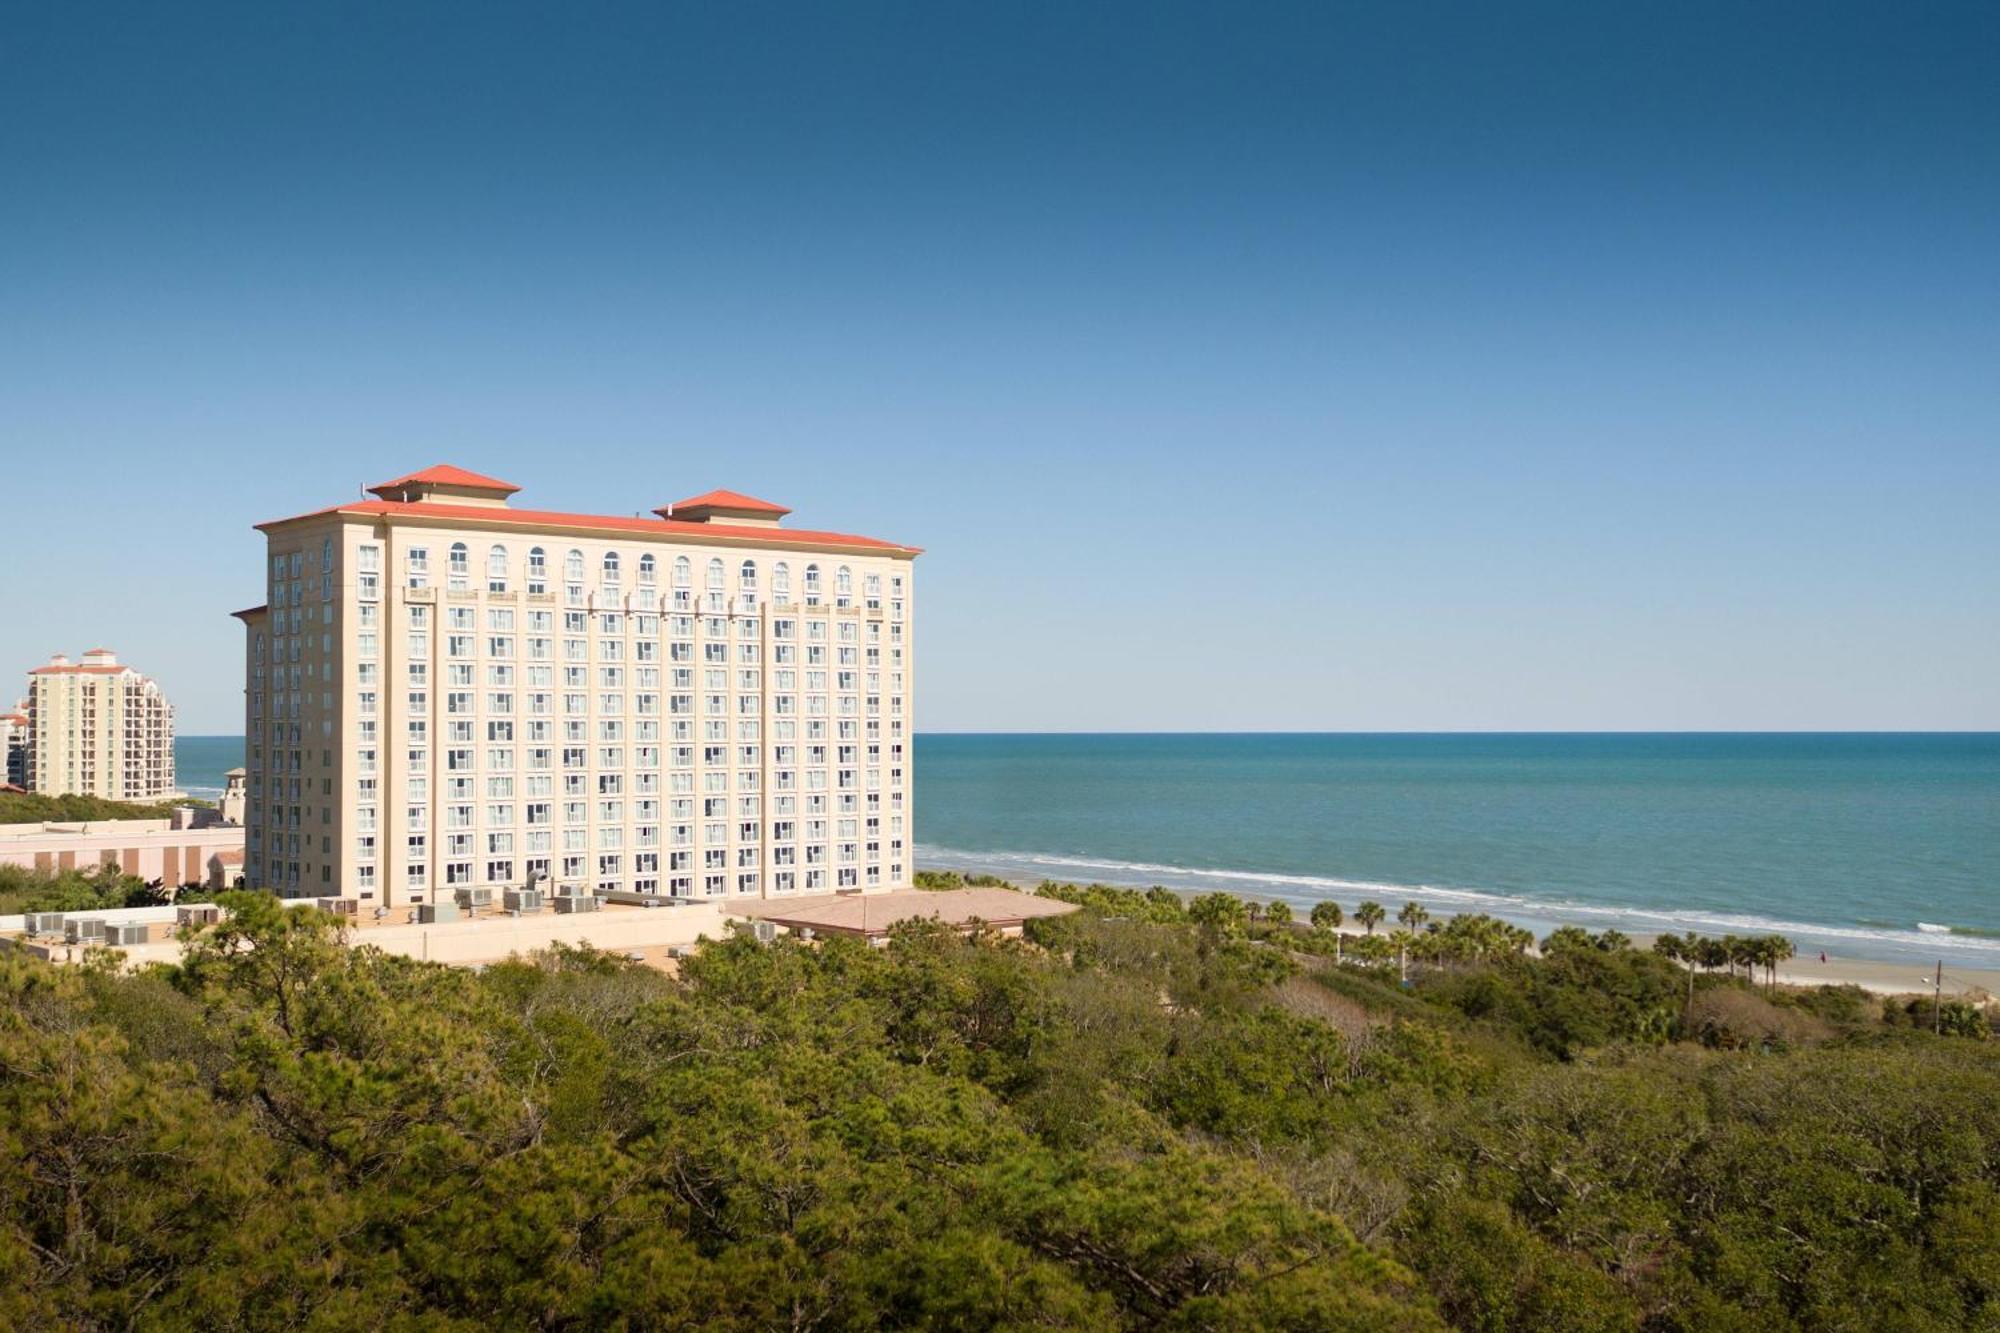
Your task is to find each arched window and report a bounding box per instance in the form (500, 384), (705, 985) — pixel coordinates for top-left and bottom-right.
(835, 565), (852, 606)
(564, 550), (585, 606)
(602, 551), (621, 585)
(772, 562), (791, 600)
(804, 563), (822, 604)
(673, 556), (691, 588)
(739, 560), (758, 595)
(486, 544), (508, 593)
(527, 547), (547, 595)
(706, 558), (725, 591)
(448, 542), (470, 591)
(638, 553), (656, 586)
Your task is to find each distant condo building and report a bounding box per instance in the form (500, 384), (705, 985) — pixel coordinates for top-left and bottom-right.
(1, 700), (27, 788)
(25, 650), (176, 800)
(237, 465), (919, 905)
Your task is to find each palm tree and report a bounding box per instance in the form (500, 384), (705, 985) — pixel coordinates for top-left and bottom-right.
(1776, 932), (1808, 984)
(1388, 928), (1417, 983)
(1310, 900), (1344, 933)
(1398, 901), (1430, 933)
(1245, 899), (1266, 924)
(1655, 933), (1697, 1019)
(1356, 901), (1385, 935)
(1265, 899), (1293, 927)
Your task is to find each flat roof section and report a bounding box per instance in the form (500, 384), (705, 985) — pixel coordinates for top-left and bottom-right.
(735, 887), (1078, 939)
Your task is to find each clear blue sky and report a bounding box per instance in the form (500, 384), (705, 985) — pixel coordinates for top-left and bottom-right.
(3, 1), (1995, 733)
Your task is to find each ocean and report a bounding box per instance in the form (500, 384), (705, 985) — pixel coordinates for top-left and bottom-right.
(177, 732), (2000, 968)
(175, 735), (243, 800)
(913, 733), (2000, 969)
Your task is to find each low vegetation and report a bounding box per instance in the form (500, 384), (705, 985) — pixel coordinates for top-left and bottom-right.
(1, 884), (1995, 1328)
(0, 791), (210, 823)
(0, 863), (214, 915)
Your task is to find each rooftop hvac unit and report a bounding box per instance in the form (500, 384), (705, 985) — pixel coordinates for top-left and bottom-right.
(314, 897), (358, 916)
(104, 923), (151, 947)
(64, 919), (108, 944)
(454, 887), (495, 911)
(502, 888), (545, 914)
(25, 913), (66, 936)
(553, 894), (602, 914)
(416, 902), (461, 924)
(175, 903), (222, 927)
(666, 945), (693, 960)
(748, 920), (778, 944)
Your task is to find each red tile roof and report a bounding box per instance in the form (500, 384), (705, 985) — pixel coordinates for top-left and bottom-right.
(369, 464), (521, 497)
(258, 499), (919, 554)
(1, 713), (26, 725)
(30, 664), (130, 675)
(664, 488), (792, 517)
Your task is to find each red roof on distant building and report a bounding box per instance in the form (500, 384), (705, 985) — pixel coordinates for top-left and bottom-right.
(257, 499), (919, 554)
(368, 464), (521, 497)
(29, 664), (130, 675)
(232, 605), (269, 621)
(1, 713), (26, 725)
(665, 488), (792, 517)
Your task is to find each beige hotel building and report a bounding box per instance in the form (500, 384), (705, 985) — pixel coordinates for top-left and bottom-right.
(25, 650), (177, 800)
(236, 465), (918, 905)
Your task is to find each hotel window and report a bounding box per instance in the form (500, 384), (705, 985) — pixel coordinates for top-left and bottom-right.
(738, 559), (758, 600)
(564, 549), (585, 605)
(803, 564), (821, 605)
(487, 544), (509, 593)
(835, 565), (852, 607)
(527, 547), (547, 595)
(638, 553), (656, 588)
(602, 550), (622, 593)
(448, 543), (470, 591)
(773, 562), (791, 601)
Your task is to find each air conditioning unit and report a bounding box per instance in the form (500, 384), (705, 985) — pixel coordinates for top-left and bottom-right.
(666, 945), (693, 960)
(314, 896), (358, 916)
(503, 888), (545, 914)
(64, 919), (108, 944)
(554, 894), (602, 914)
(25, 912), (66, 936)
(416, 902), (461, 924)
(748, 920), (778, 944)
(455, 887), (495, 912)
(175, 903), (222, 927)
(104, 923), (151, 946)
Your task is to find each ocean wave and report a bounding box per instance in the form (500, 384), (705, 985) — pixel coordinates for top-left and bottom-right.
(915, 842), (2000, 964)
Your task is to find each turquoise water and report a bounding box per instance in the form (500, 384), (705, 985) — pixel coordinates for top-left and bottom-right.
(914, 733), (2000, 968)
(175, 735), (243, 798)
